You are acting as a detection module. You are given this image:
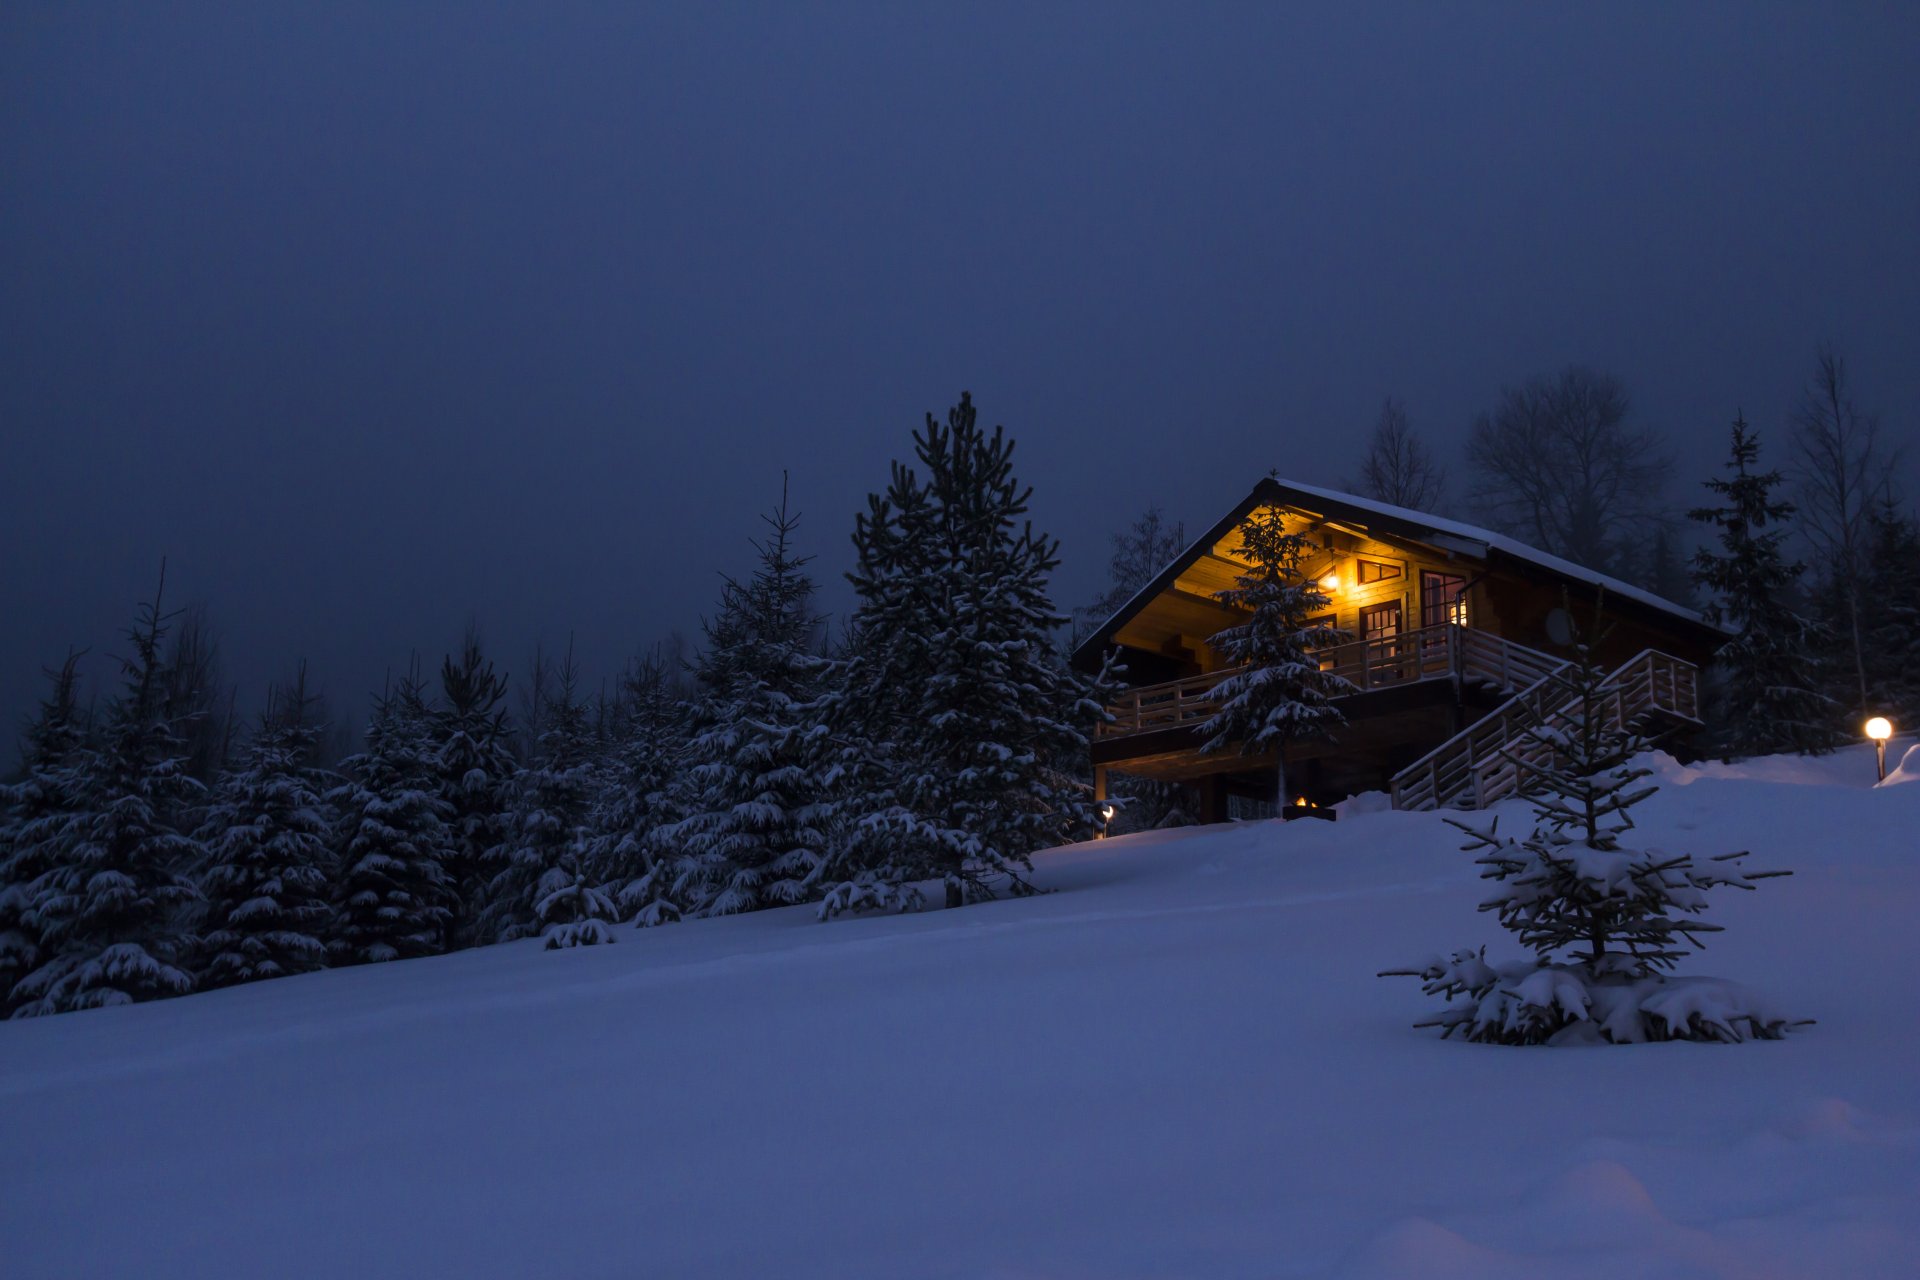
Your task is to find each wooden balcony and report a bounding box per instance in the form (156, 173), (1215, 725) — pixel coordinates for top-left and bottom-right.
(1099, 623), (1540, 740)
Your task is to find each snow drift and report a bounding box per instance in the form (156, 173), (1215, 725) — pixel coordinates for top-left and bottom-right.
(0, 745), (1915, 1279)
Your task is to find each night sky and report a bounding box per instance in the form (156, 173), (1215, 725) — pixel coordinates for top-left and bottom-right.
(3, 3), (1916, 743)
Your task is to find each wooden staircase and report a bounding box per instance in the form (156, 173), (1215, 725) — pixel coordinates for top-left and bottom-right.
(1389, 646), (1702, 812)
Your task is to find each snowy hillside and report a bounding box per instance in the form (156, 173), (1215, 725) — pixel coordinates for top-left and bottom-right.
(2, 745), (1916, 1279)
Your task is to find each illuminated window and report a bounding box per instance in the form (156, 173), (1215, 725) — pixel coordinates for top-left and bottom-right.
(1356, 559), (1404, 584)
(1421, 571), (1468, 627)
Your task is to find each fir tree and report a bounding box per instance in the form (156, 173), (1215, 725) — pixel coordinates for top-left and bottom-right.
(1688, 415), (1833, 758)
(822, 393), (1109, 916)
(1385, 633), (1800, 1045)
(660, 482), (835, 917)
(433, 627), (515, 947)
(1858, 498), (1920, 729)
(331, 676), (455, 964)
(1198, 504), (1350, 798)
(486, 646), (608, 943)
(194, 671), (335, 987)
(593, 651), (689, 928)
(13, 575), (204, 1015)
(0, 653), (90, 1014)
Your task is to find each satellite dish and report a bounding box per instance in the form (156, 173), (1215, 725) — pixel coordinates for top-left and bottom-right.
(1544, 607), (1574, 646)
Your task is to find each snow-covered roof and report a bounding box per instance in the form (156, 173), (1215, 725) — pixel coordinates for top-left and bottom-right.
(1274, 479), (1711, 626)
(1070, 476), (1721, 671)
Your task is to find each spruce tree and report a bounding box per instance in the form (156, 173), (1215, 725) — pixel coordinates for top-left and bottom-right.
(13, 578), (204, 1015)
(1688, 415), (1834, 757)
(593, 651), (689, 927)
(821, 393), (1108, 915)
(1858, 499), (1920, 729)
(659, 483), (835, 917)
(194, 672), (335, 987)
(1198, 504), (1351, 798)
(331, 677), (455, 964)
(486, 647), (608, 943)
(0, 653), (90, 1014)
(1385, 634), (1799, 1045)
(434, 628), (515, 946)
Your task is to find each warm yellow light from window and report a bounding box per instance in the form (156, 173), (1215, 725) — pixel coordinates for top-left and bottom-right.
(1865, 716), (1893, 741)
(1319, 573), (1339, 593)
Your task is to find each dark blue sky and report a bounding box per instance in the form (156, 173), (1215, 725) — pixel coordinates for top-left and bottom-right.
(3, 3), (1916, 741)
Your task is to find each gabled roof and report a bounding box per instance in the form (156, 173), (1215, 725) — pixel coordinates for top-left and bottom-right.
(1069, 477), (1722, 672)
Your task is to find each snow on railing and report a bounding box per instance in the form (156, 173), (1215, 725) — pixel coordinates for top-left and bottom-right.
(1388, 648), (1701, 812)
(1099, 624), (1562, 740)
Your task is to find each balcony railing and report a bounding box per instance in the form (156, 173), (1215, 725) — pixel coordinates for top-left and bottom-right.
(1098, 623), (1567, 740)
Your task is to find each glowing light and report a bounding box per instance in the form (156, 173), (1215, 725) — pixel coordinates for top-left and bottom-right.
(1097, 801), (1116, 823)
(1295, 795), (1308, 807)
(1319, 573), (1339, 593)
(1866, 716), (1894, 741)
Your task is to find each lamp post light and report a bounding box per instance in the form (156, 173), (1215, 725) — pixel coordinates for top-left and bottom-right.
(1866, 716), (1894, 782)
(1096, 801), (1116, 839)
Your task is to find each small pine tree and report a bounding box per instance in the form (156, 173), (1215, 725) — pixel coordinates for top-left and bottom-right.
(331, 677), (455, 964)
(434, 628), (516, 946)
(1199, 505), (1350, 798)
(592, 652), (689, 928)
(194, 672), (335, 987)
(1385, 633), (1800, 1045)
(821, 393), (1109, 915)
(1688, 415), (1834, 758)
(1858, 499), (1920, 729)
(13, 577), (204, 1015)
(535, 832), (621, 950)
(0, 653), (90, 1014)
(661, 483), (836, 917)
(485, 646), (609, 944)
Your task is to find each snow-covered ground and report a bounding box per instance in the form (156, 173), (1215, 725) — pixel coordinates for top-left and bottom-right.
(3, 744), (1917, 1279)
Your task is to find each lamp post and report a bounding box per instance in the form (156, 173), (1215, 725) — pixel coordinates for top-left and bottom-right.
(1096, 801), (1116, 840)
(1866, 716), (1894, 783)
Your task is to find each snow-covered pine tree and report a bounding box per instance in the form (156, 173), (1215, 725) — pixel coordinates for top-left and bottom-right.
(485, 645), (612, 944)
(592, 651), (689, 927)
(820, 394), (1109, 916)
(433, 628), (516, 947)
(194, 670), (335, 986)
(659, 481), (836, 917)
(1198, 504), (1350, 799)
(1384, 632), (1800, 1045)
(1688, 414), (1834, 758)
(330, 676), (455, 964)
(0, 653), (90, 1014)
(1858, 498), (1920, 729)
(12, 575), (204, 1015)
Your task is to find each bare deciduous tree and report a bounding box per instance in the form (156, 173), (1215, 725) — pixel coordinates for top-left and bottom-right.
(1075, 505), (1187, 640)
(1790, 346), (1901, 714)
(1465, 367), (1669, 574)
(1350, 396), (1445, 512)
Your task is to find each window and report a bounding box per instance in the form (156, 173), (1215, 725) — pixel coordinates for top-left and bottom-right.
(1356, 558), (1404, 584)
(1421, 571), (1468, 628)
(1359, 600), (1403, 641)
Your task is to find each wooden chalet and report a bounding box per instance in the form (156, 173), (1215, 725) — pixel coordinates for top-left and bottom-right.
(1071, 478), (1726, 819)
